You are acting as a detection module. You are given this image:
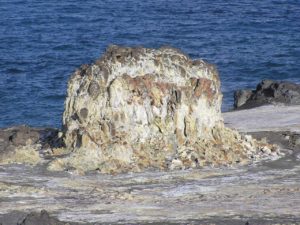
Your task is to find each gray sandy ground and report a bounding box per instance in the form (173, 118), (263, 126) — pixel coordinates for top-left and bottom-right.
(1, 105), (300, 225)
(223, 105), (300, 133)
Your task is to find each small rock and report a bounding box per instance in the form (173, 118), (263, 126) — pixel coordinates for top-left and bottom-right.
(284, 135), (290, 140)
(244, 135), (253, 143)
(295, 137), (300, 146)
(79, 108), (88, 119)
(261, 146), (272, 155)
(170, 158), (184, 170)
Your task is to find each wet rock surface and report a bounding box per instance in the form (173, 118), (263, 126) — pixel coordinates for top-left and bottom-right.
(234, 79), (300, 109)
(50, 45), (276, 173)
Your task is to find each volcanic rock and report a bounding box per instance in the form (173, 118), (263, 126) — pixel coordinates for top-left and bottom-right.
(234, 79), (300, 109)
(18, 210), (67, 225)
(234, 89), (253, 108)
(49, 45), (278, 173)
(0, 125), (63, 165)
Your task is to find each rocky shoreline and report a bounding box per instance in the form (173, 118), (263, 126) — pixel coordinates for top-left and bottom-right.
(234, 79), (300, 110)
(1, 46), (300, 224)
(1, 120), (300, 225)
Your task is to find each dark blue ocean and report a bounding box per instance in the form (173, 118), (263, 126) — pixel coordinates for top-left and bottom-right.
(0, 1), (299, 128)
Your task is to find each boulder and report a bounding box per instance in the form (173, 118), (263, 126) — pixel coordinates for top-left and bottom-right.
(49, 45), (278, 173)
(234, 79), (300, 109)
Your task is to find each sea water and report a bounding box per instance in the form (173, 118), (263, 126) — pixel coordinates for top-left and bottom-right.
(0, 0), (299, 128)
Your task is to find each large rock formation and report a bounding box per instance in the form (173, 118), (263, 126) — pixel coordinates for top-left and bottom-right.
(49, 46), (279, 173)
(234, 79), (300, 109)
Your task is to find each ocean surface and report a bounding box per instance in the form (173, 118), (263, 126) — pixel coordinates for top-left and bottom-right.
(0, 0), (299, 128)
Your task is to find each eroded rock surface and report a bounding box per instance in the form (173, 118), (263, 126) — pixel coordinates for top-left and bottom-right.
(0, 126), (63, 165)
(49, 45), (278, 173)
(234, 79), (300, 109)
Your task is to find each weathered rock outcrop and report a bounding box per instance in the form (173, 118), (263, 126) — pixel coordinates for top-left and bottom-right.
(0, 126), (63, 165)
(234, 79), (300, 109)
(49, 46), (279, 173)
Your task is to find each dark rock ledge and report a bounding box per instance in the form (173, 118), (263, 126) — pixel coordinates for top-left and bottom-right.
(234, 79), (300, 110)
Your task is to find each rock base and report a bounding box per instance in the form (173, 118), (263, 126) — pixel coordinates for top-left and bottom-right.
(49, 124), (279, 173)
